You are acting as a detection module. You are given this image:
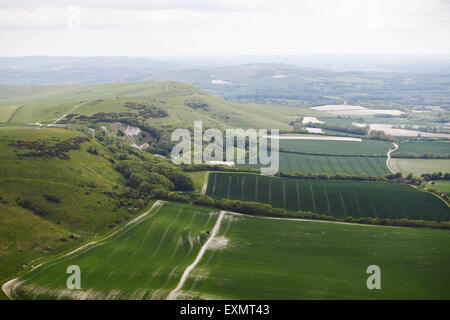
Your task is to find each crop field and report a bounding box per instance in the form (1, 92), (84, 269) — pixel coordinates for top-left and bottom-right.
(267, 152), (389, 176)
(206, 172), (449, 221)
(390, 158), (450, 176)
(5, 202), (220, 300)
(393, 140), (450, 155)
(183, 212), (450, 299)
(5, 201), (450, 300)
(278, 139), (391, 156)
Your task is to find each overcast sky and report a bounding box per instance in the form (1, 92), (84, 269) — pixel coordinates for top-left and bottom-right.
(0, 0), (449, 57)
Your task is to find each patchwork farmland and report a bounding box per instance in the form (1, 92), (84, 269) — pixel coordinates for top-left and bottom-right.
(206, 172), (450, 221)
(6, 201), (450, 300)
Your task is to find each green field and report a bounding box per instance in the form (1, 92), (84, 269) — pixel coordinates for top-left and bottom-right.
(262, 152), (390, 176)
(6, 202), (219, 300)
(0, 106), (21, 123)
(390, 158), (450, 176)
(278, 139), (391, 156)
(393, 140), (450, 156)
(206, 172), (449, 221)
(6, 201), (450, 300)
(185, 212), (450, 299)
(431, 180), (450, 193)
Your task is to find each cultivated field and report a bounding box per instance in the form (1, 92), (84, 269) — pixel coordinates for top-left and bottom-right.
(5, 202), (219, 300)
(269, 152), (389, 176)
(390, 158), (450, 176)
(183, 212), (450, 299)
(278, 139), (391, 156)
(5, 201), (450, 300)
(393, 140), (450, 156)
(206, 172), (449, 221)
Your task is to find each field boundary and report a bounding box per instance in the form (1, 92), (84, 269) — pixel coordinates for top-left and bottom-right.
(1, 200), (165, 300)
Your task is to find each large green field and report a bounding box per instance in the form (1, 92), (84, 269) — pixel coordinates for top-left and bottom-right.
(278, 139), (391, 156)
(6, 201), (450, 300)
(390, 158), (450, 176)
(205, 172), (449, 221)
(184, 212), (450, 299)
(5, 202), (219, 300)
(261, 152), (390, 176)
(393, 140), (450, 156)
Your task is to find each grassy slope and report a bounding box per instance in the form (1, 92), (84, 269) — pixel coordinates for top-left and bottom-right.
(187, 171), (208, 193)
(206, 172), (449, 221)
(390, 158), (450, 176)
(0, 126), (133, 281)
(10, 202), (218, 300)
(184, 212), (450, 299)
(0, 82), (326, 130)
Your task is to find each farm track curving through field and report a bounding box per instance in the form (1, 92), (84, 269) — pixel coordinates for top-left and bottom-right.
(386, 143), (399, 174)
(2, 201), (165, 300)
(166, 211), (225, 300)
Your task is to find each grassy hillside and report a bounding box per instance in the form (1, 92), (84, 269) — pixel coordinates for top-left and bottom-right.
(0, 126), (136, 280)
(0, 81), (322, 130)
(206, 172), (449, 221)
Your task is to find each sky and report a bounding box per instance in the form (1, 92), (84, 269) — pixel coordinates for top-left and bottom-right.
(0, 0), (449, 57)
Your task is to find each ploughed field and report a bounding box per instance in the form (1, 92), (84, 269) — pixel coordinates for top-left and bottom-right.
(7, 201), (450, 300)
(206, 172), (449, 221)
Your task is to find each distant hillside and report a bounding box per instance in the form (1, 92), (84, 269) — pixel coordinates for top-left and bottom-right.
(0, 57), (448, 108)
(0, 81), (322, 130)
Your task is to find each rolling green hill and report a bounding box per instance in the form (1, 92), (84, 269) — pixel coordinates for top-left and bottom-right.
(0, 125), (194, 283)
(0, 81), (322, 130)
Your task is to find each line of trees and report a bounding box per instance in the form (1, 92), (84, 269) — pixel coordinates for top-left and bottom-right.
(392, 151), (450, 159)
(188, 195), (449, 230)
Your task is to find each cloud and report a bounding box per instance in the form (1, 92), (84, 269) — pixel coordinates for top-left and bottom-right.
(0, 0), (449, 56)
